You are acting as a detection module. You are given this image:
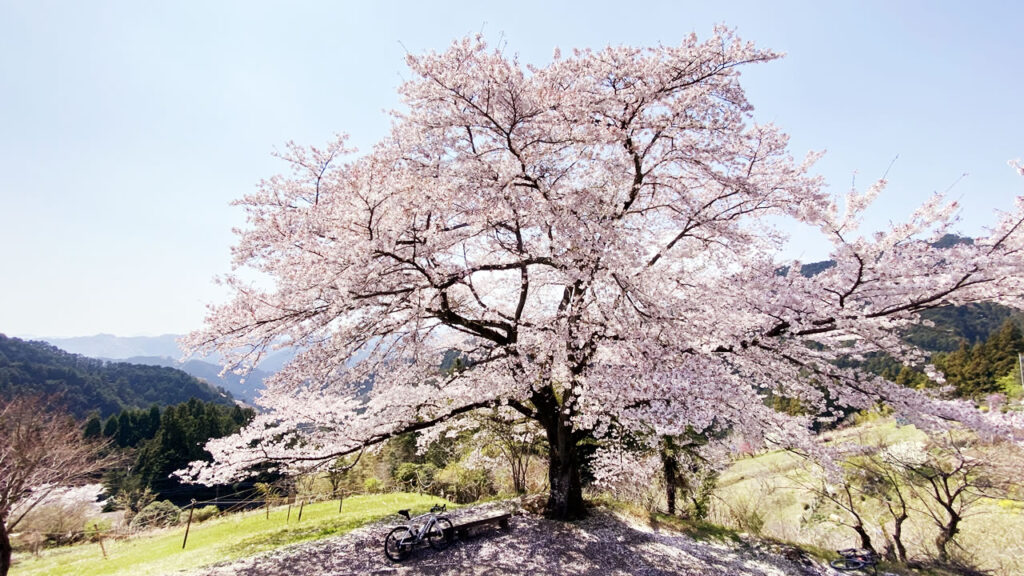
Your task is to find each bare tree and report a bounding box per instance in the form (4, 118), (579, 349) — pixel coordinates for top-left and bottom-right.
(0, 396), (116, 576)
(844, 447), (915, 563)
(885, 435), (1020, 564)
(798, 470), (880, 553)
(788, 444), (883, 554)
(477, 410), (544, 495)
(324, 458), (350, 511)
(815, 436), (916, 562)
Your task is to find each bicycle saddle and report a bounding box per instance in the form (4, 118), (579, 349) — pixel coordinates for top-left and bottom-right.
(397, 509), (410, 519)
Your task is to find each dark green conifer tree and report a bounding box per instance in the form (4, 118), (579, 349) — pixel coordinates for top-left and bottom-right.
(102, 414), (119, 438)
(83, 413), (102, 439)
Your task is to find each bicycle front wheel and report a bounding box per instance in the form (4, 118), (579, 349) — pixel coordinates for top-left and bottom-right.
(428, 517), (454, 550)
(384, 527), (415, 562)
(829, 557), (866, 571)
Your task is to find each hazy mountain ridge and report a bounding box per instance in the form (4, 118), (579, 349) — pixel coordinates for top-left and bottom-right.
(44, 333), (185, 361)
(42, 334), (294, 403)
(0, 334), (233, 417)
(44, 333), (295, 372)
(121, 355), (268, 403)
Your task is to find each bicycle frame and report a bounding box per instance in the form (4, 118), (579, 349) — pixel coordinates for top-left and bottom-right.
(831, 548), (878, 573)
(384, 504), (452, 562)
(404, 512), (439, 542)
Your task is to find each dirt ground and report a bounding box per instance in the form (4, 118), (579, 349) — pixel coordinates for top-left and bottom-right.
(192, 501), (838, 576)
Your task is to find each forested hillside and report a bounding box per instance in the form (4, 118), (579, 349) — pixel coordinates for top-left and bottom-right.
(0, 334), (232, 417)
(840, 306), (1024, 398)
(121, 356), (267, 404)
(92, 399), (256, 504)
(910, 302), (1023, 352)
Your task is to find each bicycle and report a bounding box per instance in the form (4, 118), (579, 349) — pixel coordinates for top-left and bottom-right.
(830, 548), (878, 573)
(383, 503), (454, 562)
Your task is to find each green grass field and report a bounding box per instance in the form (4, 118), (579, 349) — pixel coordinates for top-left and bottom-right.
(12, 493), (449, 576)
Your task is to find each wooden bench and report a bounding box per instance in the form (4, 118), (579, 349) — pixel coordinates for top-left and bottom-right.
(446, 512), (512, 540)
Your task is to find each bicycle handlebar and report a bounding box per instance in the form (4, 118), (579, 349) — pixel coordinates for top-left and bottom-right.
(396, 504), (445, 519)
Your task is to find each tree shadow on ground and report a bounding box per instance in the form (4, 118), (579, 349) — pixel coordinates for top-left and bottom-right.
(205, 507), (825, 576)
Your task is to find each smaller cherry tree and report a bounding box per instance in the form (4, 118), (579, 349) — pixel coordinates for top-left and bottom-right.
(470, 408), (545, 495)
(857, 446), (914, 563)
(0, 397), (116, 576)
(791, 445), (885, 554)
(884, 436), (1021, 565)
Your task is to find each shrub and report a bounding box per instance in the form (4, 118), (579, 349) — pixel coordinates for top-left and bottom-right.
(114, 486), (156, 524)
(435, 464), (495, 503)
(394, 462), (438, 492)
(130, 500), (181, 530)
(723, 493), (766, 536)
(83, 517), (112, 541)
(363, 477), (382, 493)
(17, 502), (90, 546)
(191, 504), (220, 523)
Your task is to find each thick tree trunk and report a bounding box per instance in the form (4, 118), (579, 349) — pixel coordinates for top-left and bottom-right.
(543, 416), (585, 520)
(662, 451), (679, 515)
(1, 521), (12, 576)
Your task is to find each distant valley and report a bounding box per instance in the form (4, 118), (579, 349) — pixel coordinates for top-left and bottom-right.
(42, 333), (297, 403)
(118, 355), (269, 404)
(44, 333), (296, 372)
(0, 334), (234, 417)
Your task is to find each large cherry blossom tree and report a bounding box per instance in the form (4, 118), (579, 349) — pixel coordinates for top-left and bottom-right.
(183, 30), (1024, 519)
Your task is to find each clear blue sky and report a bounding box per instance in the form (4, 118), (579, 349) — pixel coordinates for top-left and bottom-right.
(2, 1), (1021, 337)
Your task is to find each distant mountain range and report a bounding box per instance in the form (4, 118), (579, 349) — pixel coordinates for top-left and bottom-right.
(0, 334), (234, 418)
(41, 334), (297, 403)
(119, 355), (269, 404)
(44, 333), (186, 361)
(43, 333), (296, 371)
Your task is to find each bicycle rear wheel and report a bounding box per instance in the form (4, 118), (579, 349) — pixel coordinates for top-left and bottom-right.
(428, 517), (454, 550)
(830, 557), (866, 571)
(384, 527), (415, 562)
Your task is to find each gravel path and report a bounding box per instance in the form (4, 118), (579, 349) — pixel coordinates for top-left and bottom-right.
(191, 502), (833, 576)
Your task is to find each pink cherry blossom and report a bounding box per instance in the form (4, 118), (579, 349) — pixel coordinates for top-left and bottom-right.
(180, 30), (1024, 519)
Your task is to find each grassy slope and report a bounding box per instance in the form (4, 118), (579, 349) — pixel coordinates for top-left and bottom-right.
(715, 419), (928, 536)
(13, 493), (448, 576)
(712, 418), (1024, 575)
